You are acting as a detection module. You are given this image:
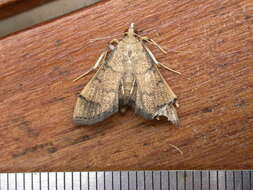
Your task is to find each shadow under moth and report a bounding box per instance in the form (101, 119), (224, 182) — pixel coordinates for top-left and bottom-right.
(73, 23), (180, 125)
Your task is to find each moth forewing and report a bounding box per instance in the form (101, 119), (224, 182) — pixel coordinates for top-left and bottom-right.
(73, 49), (121, 125)
(73, 23), (179, 125)
(131, 43), (179, 124)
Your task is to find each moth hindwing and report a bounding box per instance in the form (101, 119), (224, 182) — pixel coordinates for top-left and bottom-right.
(73, 23), (179, 125)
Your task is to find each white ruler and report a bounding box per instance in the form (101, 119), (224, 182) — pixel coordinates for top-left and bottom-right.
(0, 170), (252, 190)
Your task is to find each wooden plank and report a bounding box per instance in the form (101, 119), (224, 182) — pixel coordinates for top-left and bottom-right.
(0, 0), (252, 172)
(0, 0), (17, 8)
(0, 0), (55, 19)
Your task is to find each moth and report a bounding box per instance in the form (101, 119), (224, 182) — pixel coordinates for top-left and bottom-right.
(73, 23), (180, 125)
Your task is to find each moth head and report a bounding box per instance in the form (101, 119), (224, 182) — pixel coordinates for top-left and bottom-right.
(127, 23), (136, 37)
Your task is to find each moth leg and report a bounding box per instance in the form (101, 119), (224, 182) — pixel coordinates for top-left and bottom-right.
(158, 62), (181, 75)
(144, 45), (181, 75)
(107, 39), (119, 51)
(73, 51), (107, 82)
(110, 39), (119, 44)
(126, 79), (136, 103)
(135, 34), (167, 54)
(120, 79), (125, 95)
(129, 79), (136, 97)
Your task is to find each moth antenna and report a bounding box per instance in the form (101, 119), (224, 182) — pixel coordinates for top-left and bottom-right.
(89, 33), (122, 43)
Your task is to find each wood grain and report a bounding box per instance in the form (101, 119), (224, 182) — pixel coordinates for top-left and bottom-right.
(0, 0), (17, 8)
(0, 0), (252, 172)
(0, 0), (55, 20)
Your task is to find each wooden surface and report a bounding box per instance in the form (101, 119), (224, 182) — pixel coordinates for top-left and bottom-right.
(0, 0), (17, 7)
(0, 0), (55, 20)
(0, 0), (253, 172)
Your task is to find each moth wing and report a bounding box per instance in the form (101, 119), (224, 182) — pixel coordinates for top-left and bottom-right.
(73, 51), (124, 125)
(133, 47), (179, 124)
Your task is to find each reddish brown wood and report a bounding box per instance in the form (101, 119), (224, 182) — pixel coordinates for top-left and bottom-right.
(0, 0), (55, 19)
(0, 0), (18, 7)
(0, 0), (252, 172)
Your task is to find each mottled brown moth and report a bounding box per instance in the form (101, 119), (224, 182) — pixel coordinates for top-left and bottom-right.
(73, 23), (180, 125)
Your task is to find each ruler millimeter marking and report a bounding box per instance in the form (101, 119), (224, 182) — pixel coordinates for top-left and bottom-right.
(0, 170), (252, 190)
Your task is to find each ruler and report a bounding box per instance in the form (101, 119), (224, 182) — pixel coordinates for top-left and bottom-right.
(0, 170), (252, 190)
